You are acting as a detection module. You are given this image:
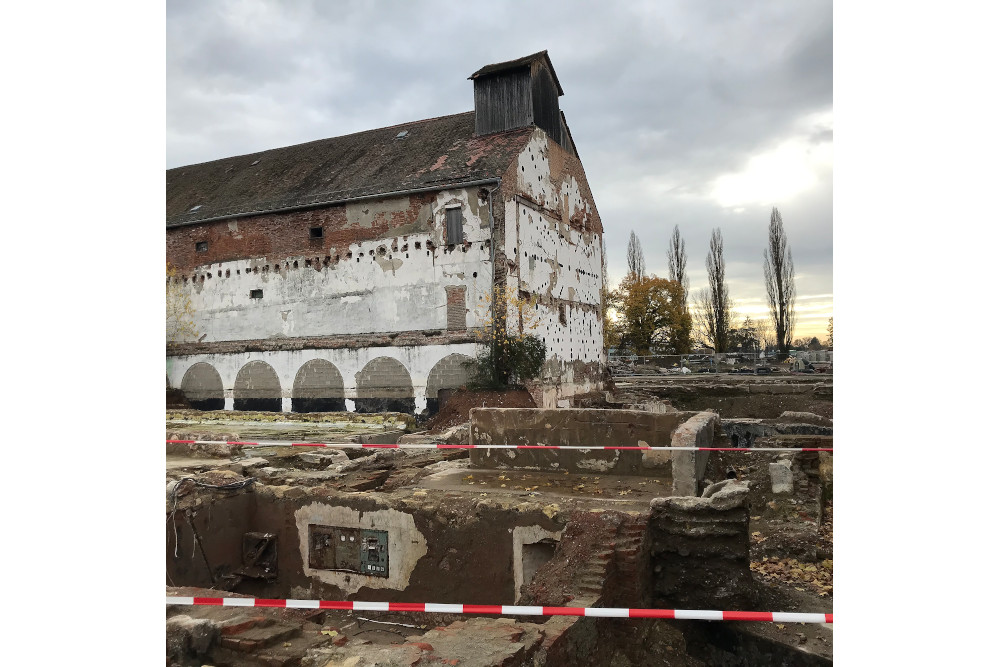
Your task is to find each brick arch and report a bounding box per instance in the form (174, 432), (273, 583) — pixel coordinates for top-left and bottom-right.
(233, 361), (282, 412)
(425, 353), (474, 414)
(292, 359), (346, 413)
(180, 362), (224, 411)
(355, 356), (414, 414)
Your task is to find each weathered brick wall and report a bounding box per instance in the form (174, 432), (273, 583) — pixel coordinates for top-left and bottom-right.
(179, 362), (224, 411)
(165, 187), (493, 344)
(445, 285), (467, 330)
(425, 353), (473, 399)
(291, 359), (346, 412)
(233, 360), (282, 412)
(167, 191), (437, 272)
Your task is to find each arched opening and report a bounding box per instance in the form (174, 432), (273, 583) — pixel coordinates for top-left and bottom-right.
(233, 361), (282, 412)
(424, 353), (474, 415)
(179, 362), (224, 411)
(292, 359), (346, 412)
(355, 357), (414, 414)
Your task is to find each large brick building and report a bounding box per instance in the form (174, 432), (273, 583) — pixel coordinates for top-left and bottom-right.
(166, 51), (605, 414)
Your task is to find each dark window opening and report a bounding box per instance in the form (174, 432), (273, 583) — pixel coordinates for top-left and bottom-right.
(446, 207), (464, 243)
(250, 289), (263, 300)
(559, 305), (567, 326)
(195, 241), (208, 252)
(310, 226), (324, 239)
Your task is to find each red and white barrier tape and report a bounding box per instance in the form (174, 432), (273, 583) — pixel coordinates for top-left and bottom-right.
(166, 439), (831, 452)
(165, 596), (831, 623)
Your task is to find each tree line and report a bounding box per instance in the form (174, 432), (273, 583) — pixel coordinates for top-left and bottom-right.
(606, 207), (803, 358)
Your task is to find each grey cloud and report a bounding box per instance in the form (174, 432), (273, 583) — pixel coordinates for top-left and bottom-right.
(167, 0), (832, 335)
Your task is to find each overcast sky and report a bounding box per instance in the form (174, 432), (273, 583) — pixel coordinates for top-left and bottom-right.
(167, 0), (832, 341)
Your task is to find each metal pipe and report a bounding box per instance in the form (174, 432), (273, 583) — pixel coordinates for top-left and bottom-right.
(484, 180), (502, 341)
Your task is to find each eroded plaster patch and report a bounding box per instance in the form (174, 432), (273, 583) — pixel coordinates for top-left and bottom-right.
(577, 451), (620, 472)
(294, 502), (428, 595)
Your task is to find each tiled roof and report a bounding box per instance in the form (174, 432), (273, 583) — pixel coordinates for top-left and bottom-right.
(166, 111), (534, 227)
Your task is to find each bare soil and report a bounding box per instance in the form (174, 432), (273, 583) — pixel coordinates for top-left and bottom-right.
(425, 388), (536, 433)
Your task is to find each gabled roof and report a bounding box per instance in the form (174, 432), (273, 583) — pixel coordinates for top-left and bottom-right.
(166, 112), (534, 228)
(468, 50), (564, 96)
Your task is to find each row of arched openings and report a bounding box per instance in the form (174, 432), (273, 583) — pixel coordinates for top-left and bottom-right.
(178, 354), (473, 415)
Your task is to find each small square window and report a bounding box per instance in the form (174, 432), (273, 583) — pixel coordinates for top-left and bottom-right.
(250, 289), (263, 300)
(195, 241), (208, 252)
(310, 227), (324, 239)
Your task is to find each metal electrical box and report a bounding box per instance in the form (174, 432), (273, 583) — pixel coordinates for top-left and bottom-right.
(360, 529), (389, 577)
(308, 525), (388, 578)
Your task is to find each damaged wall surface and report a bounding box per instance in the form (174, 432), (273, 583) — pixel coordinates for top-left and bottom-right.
(167, 52), (606, 413)
(167, 188), (494, 342)
(166, 344), (478, 414)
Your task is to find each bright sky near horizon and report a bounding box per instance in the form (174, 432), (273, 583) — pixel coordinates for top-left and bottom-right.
(167, 0), (833, 341)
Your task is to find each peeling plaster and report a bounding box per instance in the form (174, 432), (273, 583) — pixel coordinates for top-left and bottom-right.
(294, 502), (428, 595)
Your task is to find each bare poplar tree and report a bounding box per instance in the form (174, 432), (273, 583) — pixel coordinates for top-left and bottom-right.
(695, 228), (733, 352)
(763, 207), (796, 354)
(626, 230), (646, 278)
(667, 225), (689, 307)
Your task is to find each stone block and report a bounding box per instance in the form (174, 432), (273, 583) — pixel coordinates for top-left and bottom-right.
(166, 615), (219, 659)
(770, 460), (794, 494)
(297, 450), (350, 467)
(670, 412), (719, 496)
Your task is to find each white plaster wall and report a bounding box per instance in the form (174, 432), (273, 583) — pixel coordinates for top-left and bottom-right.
(515, 206), (601, 307)
(166, 342), (479, 413)
(176, 188), (494, 343)
(506, 130), (605, 375)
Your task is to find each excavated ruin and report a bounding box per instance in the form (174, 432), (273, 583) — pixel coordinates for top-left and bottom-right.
(166, 383), (833, 666)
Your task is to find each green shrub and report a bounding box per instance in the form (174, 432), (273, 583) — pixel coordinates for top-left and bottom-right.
(467, 334), (546, 389)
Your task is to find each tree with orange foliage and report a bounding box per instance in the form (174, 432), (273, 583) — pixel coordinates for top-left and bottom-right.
(609, 274), (691, 355)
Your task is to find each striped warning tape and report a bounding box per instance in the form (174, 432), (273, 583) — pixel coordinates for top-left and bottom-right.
(166, 440), (831, 452)
(165, 596), (831, 623)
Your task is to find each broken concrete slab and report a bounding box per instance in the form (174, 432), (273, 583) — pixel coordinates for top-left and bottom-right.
(778, 411), (833, 427)
(166, 614), (220, 661)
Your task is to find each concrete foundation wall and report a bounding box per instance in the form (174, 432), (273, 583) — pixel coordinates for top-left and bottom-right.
(167, 484), (565, 606)
(469, 408), (685, 474)
(670, 412), (720, 496)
